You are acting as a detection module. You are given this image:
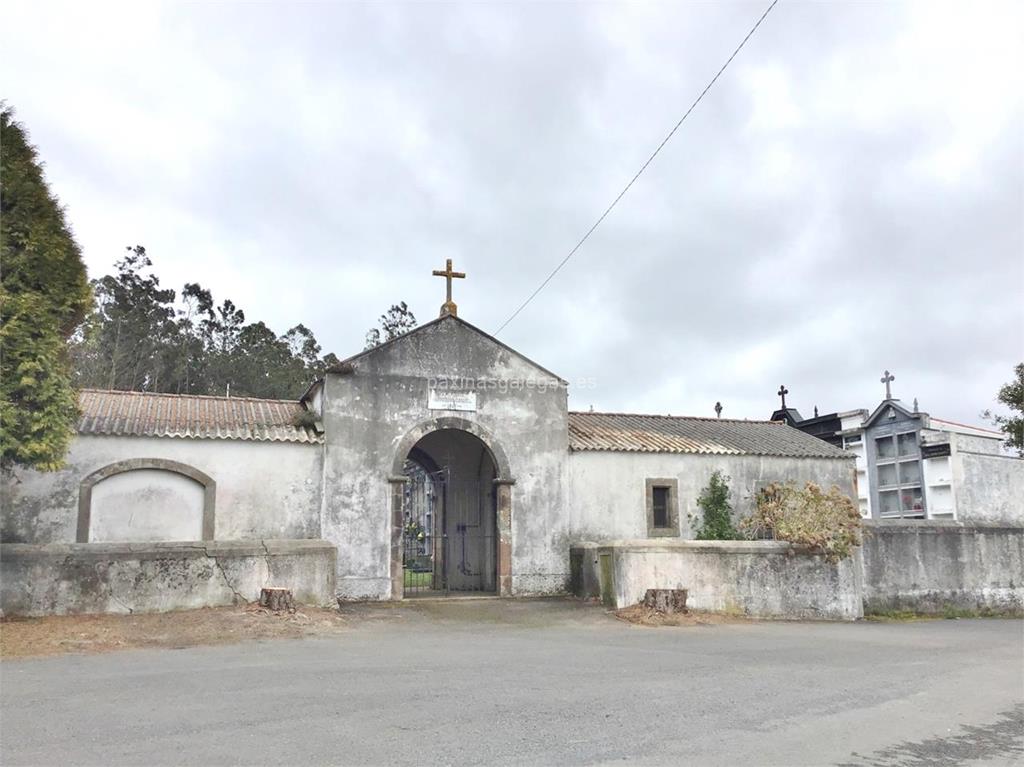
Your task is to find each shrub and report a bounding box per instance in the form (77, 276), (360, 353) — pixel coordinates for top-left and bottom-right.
(743, 482), (862, 562)
(694, 471), (741, 540)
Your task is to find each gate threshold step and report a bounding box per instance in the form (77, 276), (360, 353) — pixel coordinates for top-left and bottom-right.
(403, 593), (500, 602)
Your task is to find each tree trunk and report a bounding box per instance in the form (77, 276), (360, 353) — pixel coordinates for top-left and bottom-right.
(643, 589), (688, 613)
(259, 587), (295, 612)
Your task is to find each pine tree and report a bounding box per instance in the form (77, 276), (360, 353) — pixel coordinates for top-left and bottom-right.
(1, 107), (91, 470)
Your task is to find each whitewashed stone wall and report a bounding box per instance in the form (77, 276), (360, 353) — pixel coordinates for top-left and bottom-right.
(953, 449), (1024, 525)
(568, 451), (857, 541)
(1, 434), (323, 544)
(571, 540), (864, 620)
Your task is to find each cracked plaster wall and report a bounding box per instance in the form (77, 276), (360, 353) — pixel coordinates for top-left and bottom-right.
(0, 540), (336, 616)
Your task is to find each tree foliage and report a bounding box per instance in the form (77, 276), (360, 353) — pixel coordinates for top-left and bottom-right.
(983, 363), (1024, 456)
(364, 301), (417, 349)
(70, 248), (339, 399)
(743, 482), (862, 562)
(694, 470), (741, 540)
(1, 107), (91, 470)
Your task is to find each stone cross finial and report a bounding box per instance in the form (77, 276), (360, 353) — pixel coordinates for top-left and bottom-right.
(777, 385), (789, 408)
(881, 370), (895, 399)
(715, 401), (723, 418)
(432, 258), (466, 317)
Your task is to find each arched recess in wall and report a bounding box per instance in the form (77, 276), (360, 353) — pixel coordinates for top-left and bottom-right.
(77, 459), (216, 543)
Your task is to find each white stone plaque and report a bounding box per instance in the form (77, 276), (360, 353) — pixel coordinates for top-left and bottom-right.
(428, 389), (477, 412)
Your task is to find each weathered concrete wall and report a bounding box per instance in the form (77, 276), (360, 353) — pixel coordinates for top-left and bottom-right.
(321, 317), (569, 599)
(1, 435), (323, 544)
(568, 451), (856, 541)
(862, 521), (1024, 614)
(571, 540), (863, 620)
(953, 432), (1003, 456)
(0, 539), (336, 616)
(952, 451), (1024, 525)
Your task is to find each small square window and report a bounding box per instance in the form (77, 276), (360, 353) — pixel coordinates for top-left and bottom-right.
(645, 478), (679, 537)
(877, 463), (898, 487)
(897, 432), (918, 457)
(879, 490), (900, 515)
(652, 486), (670, 528)
(876, 436), (896, 459)
(900, 488), (924, 513)
(899, 460), (921, 485)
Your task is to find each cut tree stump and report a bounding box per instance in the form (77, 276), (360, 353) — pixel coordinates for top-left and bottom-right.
(643, 588), (688, 614)
(259, 587), (295, 613)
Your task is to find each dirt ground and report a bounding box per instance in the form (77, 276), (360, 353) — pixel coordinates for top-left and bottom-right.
(0, 604), (349, 659)
(614, 604), (748, 627)
(0, 599), (749, 659)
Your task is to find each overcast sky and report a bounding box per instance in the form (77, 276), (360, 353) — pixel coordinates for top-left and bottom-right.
(3, 1), (1021, 424)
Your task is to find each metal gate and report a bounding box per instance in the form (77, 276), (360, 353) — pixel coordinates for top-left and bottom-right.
(402, 468), (497, 596)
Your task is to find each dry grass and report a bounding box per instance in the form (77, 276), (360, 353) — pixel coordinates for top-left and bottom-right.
(614, 604), (750, 627)
(0, 604), (349, 659)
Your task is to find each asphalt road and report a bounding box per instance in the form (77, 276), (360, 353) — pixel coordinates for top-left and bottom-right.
(2, 600), (1022, 766)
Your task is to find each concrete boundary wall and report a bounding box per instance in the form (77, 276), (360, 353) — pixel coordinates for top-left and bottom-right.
(0, 539), (336, 617)
(861, 521), (1023, 614)
(571, 540), (864, 621)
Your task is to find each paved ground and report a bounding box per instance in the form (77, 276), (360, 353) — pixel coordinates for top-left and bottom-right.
(1, 599), (1022, 766)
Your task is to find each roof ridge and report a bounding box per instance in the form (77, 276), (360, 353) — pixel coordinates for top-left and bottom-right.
(927, 416), (1002, 435)
(569, 410), (780, 425)
(79, 388), (302, 407)
(333, 314), (568, 384)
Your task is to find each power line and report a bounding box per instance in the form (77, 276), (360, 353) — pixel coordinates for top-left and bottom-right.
(493, 0), (780, 336)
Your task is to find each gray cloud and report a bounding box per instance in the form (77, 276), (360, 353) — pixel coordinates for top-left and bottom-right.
(2, 0), (1020, 425)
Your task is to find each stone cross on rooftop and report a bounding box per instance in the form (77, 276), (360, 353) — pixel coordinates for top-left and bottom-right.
(432, 258), (466, 318)
(777, 385), (789, 409)
(881, 370), (895, 399)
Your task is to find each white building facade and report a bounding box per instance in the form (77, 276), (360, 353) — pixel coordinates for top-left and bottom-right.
(779, 395), (1022, 525)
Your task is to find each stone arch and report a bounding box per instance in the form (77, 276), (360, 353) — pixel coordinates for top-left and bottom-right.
(388, 418), (515, 599)
(389, 417), (513, 481)
(77, 458), (216, 543)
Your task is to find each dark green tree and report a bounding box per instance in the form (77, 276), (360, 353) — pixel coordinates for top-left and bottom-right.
(0, 107), (92, 470)
(71, 246), (178, 392)
(172, 282), (214, 393)
(984, 363), (1024, 456)
(71, 249), (339, 399)
(365, 302), (417, 349)
(694, 470), (741, 540)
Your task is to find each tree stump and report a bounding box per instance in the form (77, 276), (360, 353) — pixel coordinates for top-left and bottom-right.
(643, 588), (688, 614)
(259, 587), (295, 612)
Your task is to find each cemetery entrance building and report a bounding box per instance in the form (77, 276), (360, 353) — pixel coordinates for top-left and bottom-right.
(1, 258), (864, 613)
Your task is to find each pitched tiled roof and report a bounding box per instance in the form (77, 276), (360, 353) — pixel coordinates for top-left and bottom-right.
(568, 411), (851, 458)
(77, 389), (321, 444)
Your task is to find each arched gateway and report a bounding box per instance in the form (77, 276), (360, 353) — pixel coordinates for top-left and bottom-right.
(388, 420), (514, 598)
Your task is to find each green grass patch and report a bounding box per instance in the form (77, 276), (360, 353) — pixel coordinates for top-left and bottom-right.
(864, 609), (933, 622)
(403, 570), (434, 588)
(865, 606), (1023, 621)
